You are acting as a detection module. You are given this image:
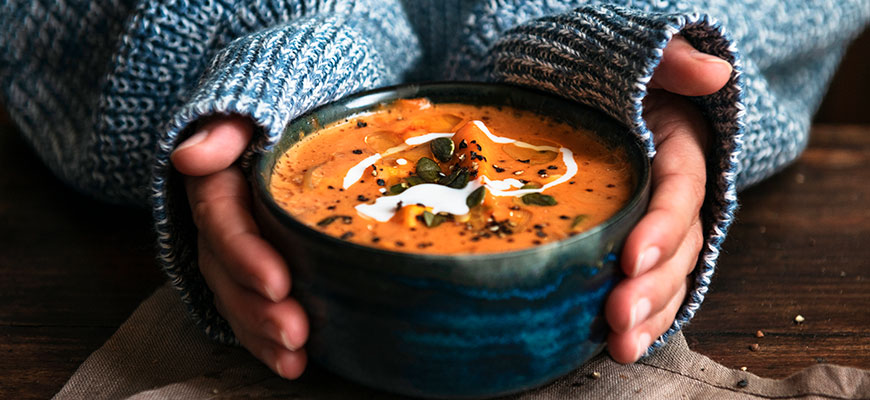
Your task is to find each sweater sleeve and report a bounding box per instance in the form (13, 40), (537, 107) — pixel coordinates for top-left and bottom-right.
(149, 5), (420, 343)
(442, 1), (870, 354)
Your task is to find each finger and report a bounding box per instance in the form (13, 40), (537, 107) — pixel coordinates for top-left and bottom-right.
(199, 241), (309, 352)
(171, 116), (254, 176)
(608, 218), (702, 334)
(187, 168), (291, 301)
(607, 277), (688, 363)
(241, 334), (309, 379)
(648, 35), (732, 96)
(622, 94), (708, 277)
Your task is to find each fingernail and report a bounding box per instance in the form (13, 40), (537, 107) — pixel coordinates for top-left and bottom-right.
(629, 298), (651, 330)
(633, 247), (660, 276)
(174, 129), (208, 152)
(636, 332), (651, 360)
(691, 50), (732, 68)
(262, 283), (280, 302)
(264, 321), (297, 351)
(275, 359), (286, 378)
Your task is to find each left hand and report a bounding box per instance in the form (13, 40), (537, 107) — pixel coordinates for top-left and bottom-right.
(604, 36), (732, 362)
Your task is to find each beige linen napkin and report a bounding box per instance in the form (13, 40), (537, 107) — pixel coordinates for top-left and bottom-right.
(53, 284), (870, 400)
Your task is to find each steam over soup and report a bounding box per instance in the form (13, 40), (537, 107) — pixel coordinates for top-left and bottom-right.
(269, 98), (634, 254)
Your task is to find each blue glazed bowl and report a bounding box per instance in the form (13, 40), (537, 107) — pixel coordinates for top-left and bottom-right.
(251, 82), (650, 398)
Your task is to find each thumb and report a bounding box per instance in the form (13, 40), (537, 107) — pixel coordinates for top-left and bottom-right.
(171, 116), (254, 176)
(649, 35), (733, 96)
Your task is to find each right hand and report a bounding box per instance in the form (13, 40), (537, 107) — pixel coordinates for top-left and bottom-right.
(171, 117), (309, 379)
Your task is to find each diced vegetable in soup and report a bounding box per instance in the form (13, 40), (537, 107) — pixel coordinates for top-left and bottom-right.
(269, 98), (633, 254)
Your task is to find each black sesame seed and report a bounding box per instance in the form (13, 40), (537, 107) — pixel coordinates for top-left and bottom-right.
(376, 179), (385, 186)
(340, 232), (354, 240)
(533, 224), (544, 230)
(372, 237), (381, 243)
(395, 241), (405, 247)
(356, 120), (367, 128)
(459, 139), (468, 149)
(493, 165), (505, 173)
(736, 379), (748, 388)
(352, 149), (363, 154)
(537, 169), (547, 175)
(607, 184), (616, 188)
(475, 143), (482, 151)
(586, 188), (593, 192)
(532, 240), (542, 245)
(536, 231), (547, 238)
(327, 205), (336, 210)
(327, 185), (335, 190)
(518, 159), (530, 163)
(547, 165), (558, 170)
(357, 195), (369, 202)
(569, 181), (575, 185)
(559, 215), (570, 220)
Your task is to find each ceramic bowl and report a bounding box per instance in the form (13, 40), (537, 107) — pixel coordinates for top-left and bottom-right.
(250, 82), (650, 398)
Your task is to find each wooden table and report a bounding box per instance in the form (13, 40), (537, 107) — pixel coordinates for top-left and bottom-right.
(0, 109), (868, 398)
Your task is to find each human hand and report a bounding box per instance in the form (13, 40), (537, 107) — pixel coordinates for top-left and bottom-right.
(171, 117), (309, 378)
(605, 36), (733, 362)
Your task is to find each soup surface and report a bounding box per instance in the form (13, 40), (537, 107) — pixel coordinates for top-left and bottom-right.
(269, 98), (633, 254)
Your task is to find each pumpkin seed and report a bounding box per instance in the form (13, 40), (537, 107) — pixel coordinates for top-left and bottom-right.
(571, 214), (588, 229)
(422, 211), (447, 228)
(405, 176), (425, 186)
(439, 167), (469, 188)
(430, 137), (455, 162)
(466, 186), (486, 208)
(522, 193), (557, 206)
(388, 183), (408, 195)
(317, 216), (338, 227)
(520, 182), (542, 190)
(416, 157), (441, 182)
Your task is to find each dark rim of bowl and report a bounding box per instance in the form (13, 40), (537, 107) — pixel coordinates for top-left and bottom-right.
(252, 81), (650, 262)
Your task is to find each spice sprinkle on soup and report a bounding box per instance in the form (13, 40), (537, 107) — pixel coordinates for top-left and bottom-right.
(269, 98), (633, 254)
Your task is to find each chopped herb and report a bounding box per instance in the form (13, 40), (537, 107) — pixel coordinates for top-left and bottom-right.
(388, 183), (409, 195)
(430, 137), (455, 162)
(416, 157), (441, 182)
(376, 178), (385, 186)
(522, 193), (557, 206)
(466, 186), (486, 208)
(352, 149), (363, 155)
(317, 216), (338, 227)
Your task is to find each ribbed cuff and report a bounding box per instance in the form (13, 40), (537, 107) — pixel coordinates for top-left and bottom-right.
(150, 11), (419, 344)
(483, 5), (745, 354)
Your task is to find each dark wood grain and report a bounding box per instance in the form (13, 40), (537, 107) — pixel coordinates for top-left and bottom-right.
(683, 125), (870, 377)
(0, 110), (165, 399)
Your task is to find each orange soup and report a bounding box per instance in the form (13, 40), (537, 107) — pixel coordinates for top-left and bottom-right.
(269, 98), (633, 254)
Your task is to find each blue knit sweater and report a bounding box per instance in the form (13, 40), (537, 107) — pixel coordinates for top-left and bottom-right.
(2, 0), (868, 352)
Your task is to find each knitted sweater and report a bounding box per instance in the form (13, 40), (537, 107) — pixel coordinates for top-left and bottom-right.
(2, 0), (868, 352)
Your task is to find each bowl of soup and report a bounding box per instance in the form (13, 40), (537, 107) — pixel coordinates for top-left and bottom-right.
(250, 82), (650, 398)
